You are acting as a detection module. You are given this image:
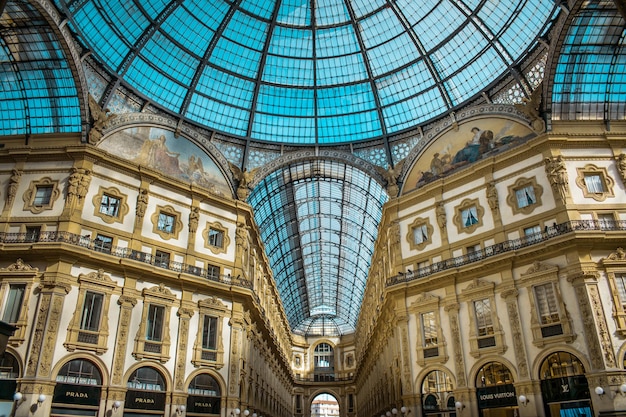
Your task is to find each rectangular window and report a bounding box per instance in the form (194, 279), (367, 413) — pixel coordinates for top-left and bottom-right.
(25, 226), (41, 242)
(202, 315), (218, 350)
(421, 312), (437, 346)
(206, 264), (220, 279)
(33, 185), (53, 206)
(467, 244), (481, 261)
(534, 283), (560, 324)
(462, 206), (479, 227)
(94, 234), (113, 253)
(584, 174), (605, 193)
(598, 213), (614, 230)
(515, 185), (536, 208)
(154, 250), (170, 268)
(80, 291), (103, 332)
(157, 213), (175, 233)
(474, 299), (494, 336)
(2, 284), (25, 323)
(146, 304), (165, 342)
(99, 194), (120, 217)
(524, 225), (542, 236)
(208, 228), (224, 248)
(616, 274), (626, 309)
(412, 225), (428, 245)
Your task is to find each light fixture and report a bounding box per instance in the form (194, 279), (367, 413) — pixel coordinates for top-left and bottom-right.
(400, 406), (409, 415)
(13, 392), (23, 406)
(177, 405), (186, 415)
(253, 413), (258, 417)
(455, 401), (465, 412)
(243, 409), (250, 417)
(518, 395), (528, 406)
(386, 411), (391, 417)
(231, 408), (241, 417)
(391, 408), (398, 415)
(619, 383), (626, 395)
(37, 393), (46, 405)
(595, 386), (605, 397)
(112, 400), (121, 410)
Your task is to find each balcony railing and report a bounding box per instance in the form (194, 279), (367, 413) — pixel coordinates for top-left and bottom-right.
(0, 231), (252, 289)
(388, 219), (626, 286)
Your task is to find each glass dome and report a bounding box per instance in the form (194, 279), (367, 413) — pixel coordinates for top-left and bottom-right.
(54, 0), (557, 145)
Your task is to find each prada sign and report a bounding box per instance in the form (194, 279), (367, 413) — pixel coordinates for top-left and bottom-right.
(53, 384), (101, 406)
(125, 390), (166, 410)
(186, 395), (221, 413)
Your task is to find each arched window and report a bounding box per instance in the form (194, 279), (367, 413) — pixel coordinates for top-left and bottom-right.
(0, 353), (19, 402)
(186, 373), (221, 415)
(540, 351), (585, 379)
(56, 358), (102, 385)
(314, 343), (334, 382)
(475, 362), (517, 413)
(127, 367), (165, 391)
(53, 359), (103, 414)
(539, 352), (592, 417)
(421, 370), (454, 414)
(476, 362), (513, 387)
(125, 366), (167, 414)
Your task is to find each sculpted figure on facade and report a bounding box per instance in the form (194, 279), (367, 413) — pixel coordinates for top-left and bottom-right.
(487, 181), (499, 212)
(189, 207), (199, 233)
(6, 168), (21, 208)
(136, 188), (149, 218)
(617, 153), (626, 185)
(436, 201), (446, 230)
(545, 155), (569, 203)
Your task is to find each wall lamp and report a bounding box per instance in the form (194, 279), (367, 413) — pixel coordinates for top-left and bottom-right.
(112, 400), (122, 411)
(618, 383), (626, 395)
(595, 386), (605, 397)
(518, 395), (529, 406)
(13, 392), (24, 406)
(455, 401), (465, 412)
(176, 405), (186, 415)
(37, 393), (46, 406)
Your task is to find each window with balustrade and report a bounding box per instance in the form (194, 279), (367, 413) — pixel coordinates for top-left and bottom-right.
(133, 284), (176, 362)
(192, 296), (227, 368)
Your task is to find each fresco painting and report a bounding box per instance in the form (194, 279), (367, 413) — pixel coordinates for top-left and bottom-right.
(403, 118), (536, 194)
(100, 127), (232, 196)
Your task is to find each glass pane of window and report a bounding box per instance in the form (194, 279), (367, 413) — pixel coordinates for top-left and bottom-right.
(155, 250), (170, 268)
(202, 316), (218, 350)
(616, 274), (626, 308)
(2, 284), (25, 323)
(33, 185), (53, 205)
(80, 291), (103, 332)
(206, 264), (220, 279)
(157, 213), (175, 232)
(413, 225), (428, 244)
(25, 226), (41, 242)
(462, 206), (478, 227)
(146, 305), (164, 341)
(584, 174), (605, 193)
(515, 185), (535, 208)
(524, 225), (542, 236)
(208, 228), (224, 247)
(534, 283), (559, 324)
(94, 234), (113, 253)
(56, 359), (102, 385)
(100, 194), (120, 216)
(421, 312), (437, 346)
(474, 298), (493, 335)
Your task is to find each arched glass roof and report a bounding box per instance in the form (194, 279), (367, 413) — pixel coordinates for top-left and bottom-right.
(53, 0), (557, 144)
(0, 1), (81, 136)
(248, 160), (387, 336)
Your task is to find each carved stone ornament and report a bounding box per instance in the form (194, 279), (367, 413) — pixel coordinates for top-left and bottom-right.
(1, 258), (38, 272)
(607, 248), (626, 261)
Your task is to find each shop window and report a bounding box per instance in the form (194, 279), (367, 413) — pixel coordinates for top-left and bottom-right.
(576, 165), (615, 201)
(151, 205), (183, 239)
(453, 199), (484, 234)
(602, 250), (626, 336)
(203, 221), (230, 255)
(507, 177), (543, 215)
(133, 284), (176, 362)
(520, 262), (575, 346)
(23, 178), (60, 214)
(421, 370), (454, 414)
(93, 234), (113, 253)
(407, 218), (433, 251)
(475, 362), (517, 413)
(125, 367), (167, 412)
(539, 352), (592, 416)
(65, 269), (116, 354)
(410, 293), (448, 365)
(186, 373), (221, 414)
(52, 359), (103, 415)
(93, 187), (129, 224)
(461, 279), (506, 357)
(0, 260), (37, 346)
(192, 296), (227, 368)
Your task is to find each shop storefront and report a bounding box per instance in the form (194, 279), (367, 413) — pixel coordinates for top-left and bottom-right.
(422, 370), (457, 417)
(0, 353), (19, 416)
(124, 366), (167, 417)
(475, 362), (519, 417)
(51, 358), (102, 417)
(186, 373), (221, 416)
(539, 352), (592, 417)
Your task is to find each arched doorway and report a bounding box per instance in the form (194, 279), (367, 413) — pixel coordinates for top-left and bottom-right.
(0, 352), (19, 415)
(125, 366), (167, 416)
(311, 393), (339, 417)
(475, 362), (517, 417)
(539, 351), (592, 417)
(421, 369), (456, 417)
(52, 358), (102, 416)
(186, 373), (221, 416)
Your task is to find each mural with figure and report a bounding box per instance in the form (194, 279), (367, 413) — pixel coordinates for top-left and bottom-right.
(402, 118), (536, 195)
(99, 127), (232, 196)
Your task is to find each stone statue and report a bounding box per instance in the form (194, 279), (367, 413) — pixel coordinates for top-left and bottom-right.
(616, 153), (626, 185)
(88, 94), (116, 144)
(545, 155), (569, 203)
(6, 168), (21, 207)
(229, 163), (258, 200)
(487, 181), (499, 212)
(375, 159), (405, 198)
(189, 207), (199, 233)
(136, 188), (149, 218)
(436, 202), (446, 230)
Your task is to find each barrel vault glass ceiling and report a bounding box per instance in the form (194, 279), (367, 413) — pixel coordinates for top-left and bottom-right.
(1, 0), (566, 337)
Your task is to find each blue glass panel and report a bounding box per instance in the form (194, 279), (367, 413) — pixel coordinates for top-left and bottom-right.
(276, 0), (311, 26)
(413, 1), (465, 52)
(316, 54), (368, 86)
(140, 33), (199, 85)
(499, 1), (551, 58)
(163, 6), (217, 57)
(316, 25), (360, 57)
(103, 0), (149, 44)
(365, 33), (420, 77)
(394, 0), (437, 26)
(375, 60), (433, 105)
(445, 47), (503, 105)
(431, 25), (488, 79)
(196, 66), (255, 109)
(350, 0), (386, 19)
(477, 0), (517, 36)
(140, 0), (170, 19)
(359, 7), (404, 49)
(240, 0), (275, 20)
(382, 89), (447, 132)
(125, 58), (186, 109)
(262, 55), (314, 86)
(316, 84), (376, 116)
(184, 0), (230, 33)
(187, 94), (250, 136)
(268, 26), (313, 58)
(223, 11), (268, 52)
(210, 38), (261, 79)
(315, 0), (350, 26)
(73, 4), (128, 69)
(251, 113), (316, 143)
(317, 111), (382, 144)
(256, 85), (315, 117)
